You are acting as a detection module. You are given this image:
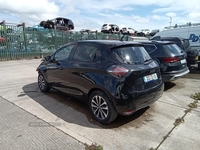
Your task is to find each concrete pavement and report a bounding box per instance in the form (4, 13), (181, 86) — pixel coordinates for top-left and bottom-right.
(0, 59), (200, 150)
(0, 96), (85, 150)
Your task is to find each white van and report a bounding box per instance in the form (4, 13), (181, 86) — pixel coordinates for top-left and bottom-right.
(153, 22), (200, 51)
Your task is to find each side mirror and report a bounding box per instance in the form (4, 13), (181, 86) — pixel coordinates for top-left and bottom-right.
(44, 55), (51, 61)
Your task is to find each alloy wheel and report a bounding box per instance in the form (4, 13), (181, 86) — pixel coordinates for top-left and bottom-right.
(38, 74), (45, 90)
(91, 95), (109, 120)
(38, 74), (50, 92)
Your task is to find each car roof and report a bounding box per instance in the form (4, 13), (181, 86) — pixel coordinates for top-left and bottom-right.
(54, 17), (72, 21)
(139, 40), (176, 45)
(73, 40), (143, 47)
(159, 37), (187, 40)
(128, 36), (149, 40)
(108, 23), (116, 25)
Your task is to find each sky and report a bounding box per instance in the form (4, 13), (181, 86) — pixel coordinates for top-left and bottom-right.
(0, 0), (200, 32)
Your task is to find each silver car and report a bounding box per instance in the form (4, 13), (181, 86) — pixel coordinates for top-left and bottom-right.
(101, 24), (119, 33)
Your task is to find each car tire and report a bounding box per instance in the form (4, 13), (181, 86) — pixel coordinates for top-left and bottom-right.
(89, 90), (118, 124)
(38, 74), (51, 92)
(198, 62), (200, 70)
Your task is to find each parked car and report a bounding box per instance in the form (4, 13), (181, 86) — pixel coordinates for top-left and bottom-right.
(39, 17), (74, 31)
(120, 27), (136, 34)
(80, 29), (91, 32)
(149, 29), (159, 37)
(120, 34), (149, 41)
(26, 25), (46, 31)
(138, 40), (190, 82)
(36, 40), (164, 124)
(137, 29), (150, 36)
(101, 24), (120, 33)
(152, 22), (200, 52)
(151, 36), (199, 67)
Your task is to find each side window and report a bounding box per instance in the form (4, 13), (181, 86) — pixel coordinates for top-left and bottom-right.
(143, 45), (157, 54)
(54, 45), (74, 61)
(151, 36), (161, 40)
(73, 44), (98, 62)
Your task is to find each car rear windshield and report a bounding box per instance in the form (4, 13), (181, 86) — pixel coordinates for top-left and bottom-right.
(163, 44), (183, 55)
(111, 46), (151, 64)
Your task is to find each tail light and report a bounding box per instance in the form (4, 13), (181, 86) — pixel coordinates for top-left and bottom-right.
(162, 57), (179, 63)
(107, 65), (129, 78)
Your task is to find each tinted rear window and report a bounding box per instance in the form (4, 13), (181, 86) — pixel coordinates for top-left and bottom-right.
(111, 46), (151, 64)
(163, 44), (182, 55)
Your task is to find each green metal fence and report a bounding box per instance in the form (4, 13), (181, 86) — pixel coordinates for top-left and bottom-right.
(0, 20), (124, 61)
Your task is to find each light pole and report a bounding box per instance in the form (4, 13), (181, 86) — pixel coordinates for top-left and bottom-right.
(169, 17), (172, 27)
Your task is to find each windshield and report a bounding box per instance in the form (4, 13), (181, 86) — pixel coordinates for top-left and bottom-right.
(111, 46), (151, 64)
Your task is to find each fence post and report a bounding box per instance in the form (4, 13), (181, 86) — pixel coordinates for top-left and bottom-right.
(1, 20), (10, 59)
(0, 21), (7, 48)
(17, 22), (27, 52)
(95, 30), (97, 39)
(0, 20), (7, 60)
(22, 23), (27, 52)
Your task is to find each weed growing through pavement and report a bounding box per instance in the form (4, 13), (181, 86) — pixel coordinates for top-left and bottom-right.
(190, 92), (200, 100)
(85, 143), (103, 150)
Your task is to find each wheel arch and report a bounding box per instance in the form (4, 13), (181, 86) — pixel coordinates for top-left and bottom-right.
(37, 70), (48, 81)
(88, 87), (118, 124)
(87, 87), (116, 108)
(68, 25), (74, 30)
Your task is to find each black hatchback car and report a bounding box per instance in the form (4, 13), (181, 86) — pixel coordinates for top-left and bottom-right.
(139, 40), (190, 82)
(36, 40), (164, 124)
(39, 17), (74, 31)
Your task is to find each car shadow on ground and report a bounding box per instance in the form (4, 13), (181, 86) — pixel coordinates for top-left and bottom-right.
(164, 65), (200, 91)
(164, 82), (176, 91)
(22, 82), (152, 129)
(185, 66), (200, 80)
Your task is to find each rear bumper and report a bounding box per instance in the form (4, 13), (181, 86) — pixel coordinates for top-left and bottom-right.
(113, 83), (164, 115)
(162, 67), (189, 82)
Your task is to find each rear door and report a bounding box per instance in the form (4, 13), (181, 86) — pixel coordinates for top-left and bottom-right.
(63, 43), (100, 98)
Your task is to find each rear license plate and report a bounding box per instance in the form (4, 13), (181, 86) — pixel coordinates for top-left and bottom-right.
(180, 59), (186, 64)
(143, 73), (158, 83)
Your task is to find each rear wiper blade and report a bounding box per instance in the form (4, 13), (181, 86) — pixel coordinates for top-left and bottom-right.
(144, 58), (152, 62)
(144, 58), (152, 64)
